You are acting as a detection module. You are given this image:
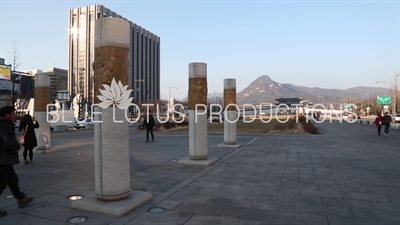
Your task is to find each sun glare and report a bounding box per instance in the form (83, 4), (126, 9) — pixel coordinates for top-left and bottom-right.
(70, 27), (78, 35)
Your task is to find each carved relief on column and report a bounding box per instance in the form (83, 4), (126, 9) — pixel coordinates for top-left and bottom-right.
(35, 87), (50, 112)
(224, 89), (237, 111)
(92, 46), (129, 105)
(188, 78), (207, 110)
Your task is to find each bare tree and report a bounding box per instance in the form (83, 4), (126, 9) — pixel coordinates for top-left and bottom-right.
(207, 96), (224, 112)
(7, 40), (22, 108)
(390, 75), (400, 114)
(50, 77), (67, 103)
(10, 40), (21, 71)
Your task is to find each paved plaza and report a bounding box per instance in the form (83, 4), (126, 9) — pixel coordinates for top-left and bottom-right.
(0, 121), (399, 225)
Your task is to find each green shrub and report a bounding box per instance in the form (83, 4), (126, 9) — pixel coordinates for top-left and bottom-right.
(287, 119), (296, 130)
(297, 116), (320, 134)
(162, 121), (176, 129)
(274, 123), (286, 131)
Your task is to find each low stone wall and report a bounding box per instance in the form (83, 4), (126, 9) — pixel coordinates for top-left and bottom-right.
(53, 125), (69, 132)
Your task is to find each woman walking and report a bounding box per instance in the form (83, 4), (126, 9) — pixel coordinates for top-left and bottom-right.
(19, 115), (39, 164)
(372, 112), (383, 136)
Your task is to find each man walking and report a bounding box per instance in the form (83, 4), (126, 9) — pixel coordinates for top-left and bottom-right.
(383, 112), (392, 136)
(0, 106), (34, 217)
(142, 114), (155, 142)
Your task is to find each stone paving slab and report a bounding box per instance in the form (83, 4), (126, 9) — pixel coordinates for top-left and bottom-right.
(0, 121), (399, 224)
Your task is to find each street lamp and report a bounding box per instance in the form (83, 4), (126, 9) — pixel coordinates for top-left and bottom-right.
(361, 93), (370, 115)
(394, 74), (399, 114)
(375, 80), (387, 114)
(169, 87), (178, 118)
(360, 93), (363, 114)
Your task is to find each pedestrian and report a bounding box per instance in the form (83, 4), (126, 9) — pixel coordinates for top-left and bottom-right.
(19, 114), (39, 164)
(383, 112), (392, 136)
(142, 114), (155, 142)
(372, 112), (383, 136)
(0, 106), (34, 217)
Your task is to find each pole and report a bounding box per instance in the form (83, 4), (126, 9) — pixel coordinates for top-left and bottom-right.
(218, 78), (242, 148)
(385, 81), (387, 113)
(11, 71), (14, 106)
(72, 17), (151, 217)
(368, 93), (370, 116)
(178, 62), (217, 166)
(376, 81), (387, 115)
(394, 74), (399, 114)
(34, 74), (51, 150)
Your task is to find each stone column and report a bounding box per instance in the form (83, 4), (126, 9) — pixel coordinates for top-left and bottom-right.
(34, 74), (50, 151)
(71, 17), (151, 217)
(218, 79), (242, 148)
(179, 62), (217, 166)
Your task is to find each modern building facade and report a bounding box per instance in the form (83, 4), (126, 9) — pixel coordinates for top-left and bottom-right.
(0, 73), (35, 108)
(68, 4), (160, 107)
(0, 58), (35, 108)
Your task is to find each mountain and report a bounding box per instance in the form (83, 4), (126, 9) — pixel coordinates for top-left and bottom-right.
(236, 75), (387, 105)
(208, 91), (223, 98)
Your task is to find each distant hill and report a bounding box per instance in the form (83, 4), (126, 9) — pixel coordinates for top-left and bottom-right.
(236, 75), (387, 105)
(208, 91), (223, 98)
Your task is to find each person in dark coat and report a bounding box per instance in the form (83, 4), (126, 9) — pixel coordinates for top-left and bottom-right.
(19, 114), (39, 164)
(0, 106), (34, 217)
(142, 114), (155, 142)
(383, 112), (392, 136)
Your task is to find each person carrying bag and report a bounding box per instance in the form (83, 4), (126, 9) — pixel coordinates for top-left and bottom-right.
(19, 124), (28, 145)
(19, 115), (39, 164)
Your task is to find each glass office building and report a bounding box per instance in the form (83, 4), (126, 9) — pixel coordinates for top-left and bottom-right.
(68, 4), (160, 106)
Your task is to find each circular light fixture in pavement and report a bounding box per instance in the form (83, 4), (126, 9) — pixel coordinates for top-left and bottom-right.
(148, 207), (166, 214)
(67, 216), (88, 224)
(68, 195), (83, 201)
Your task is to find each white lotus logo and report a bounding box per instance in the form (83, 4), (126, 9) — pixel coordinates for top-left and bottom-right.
(97, 78), (133, 110)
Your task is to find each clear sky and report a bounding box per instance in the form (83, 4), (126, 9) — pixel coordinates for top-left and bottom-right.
(0, 0), (399, 100)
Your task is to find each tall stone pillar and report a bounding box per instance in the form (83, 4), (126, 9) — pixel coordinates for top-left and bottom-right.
(34, 74), (50, 151)
(71, 17), (151, 217)
(179, 62), (217, 166)
(218, 79), (242, 148)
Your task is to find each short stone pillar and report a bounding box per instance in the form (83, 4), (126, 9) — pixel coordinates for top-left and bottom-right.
(34, 74), (51, 151)
(179, 62), (217, 166)
(71, 17), (151, 217)
(218, 79), (242, 148)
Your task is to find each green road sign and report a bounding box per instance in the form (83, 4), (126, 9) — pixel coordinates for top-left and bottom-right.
(343, 104), (353, 109)
(377, 95), (391, 104)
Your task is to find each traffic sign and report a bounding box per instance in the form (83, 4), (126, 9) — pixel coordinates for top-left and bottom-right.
(377, 95), (391, 105)
(343, 104), (352, 109)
